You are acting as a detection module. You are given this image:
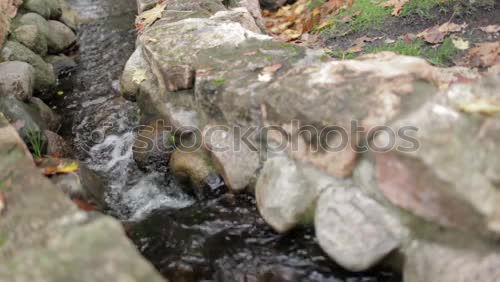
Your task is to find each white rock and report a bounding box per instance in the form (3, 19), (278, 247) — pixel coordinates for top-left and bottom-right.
(315, 187), (408, 271)
(256, 155), (339, 233)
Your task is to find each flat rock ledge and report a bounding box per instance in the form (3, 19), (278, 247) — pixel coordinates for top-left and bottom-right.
(125, 0), (500, 280)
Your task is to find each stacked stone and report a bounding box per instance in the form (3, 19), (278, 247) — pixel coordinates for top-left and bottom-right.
(125, 0), (500, 281)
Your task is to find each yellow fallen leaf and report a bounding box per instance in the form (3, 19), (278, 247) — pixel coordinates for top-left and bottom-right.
(57, 90), (64, 96)
(42, 161), (80, 176)
(56, 162), (80, 174)
(135, 2), (167, 32)
(132, 69), (147, 84)
(452, 37), (469, 50)
(458, 100), (500, 116)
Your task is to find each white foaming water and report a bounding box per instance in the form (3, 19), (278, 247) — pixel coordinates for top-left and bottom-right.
(84, 125), (193, 221)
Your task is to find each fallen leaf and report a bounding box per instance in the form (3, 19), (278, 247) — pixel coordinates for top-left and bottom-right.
(0, 192), (5, 215)
(379, 0), (409, 16)
(417, 22), (467, 44)
(264, 0), (348, 42)
(72, 198), (98, 211)
(258, 64), (283, 82)
(132, 69), (147, 84)
(348, 36), (383, 53)
(479, 25), (500, 33)
(451, 37), (469, 50)
(466, 41), (500, 68)
(458, 100), (500, 116)
(42, 161), (80, 176)
(341, 10), (361, 22)
(398, 32), (417, 43)
(135, 2), (167, 32)
(279, 29), (302, 41)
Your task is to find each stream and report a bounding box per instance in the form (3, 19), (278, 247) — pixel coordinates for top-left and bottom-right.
(52, 0), (402, 281)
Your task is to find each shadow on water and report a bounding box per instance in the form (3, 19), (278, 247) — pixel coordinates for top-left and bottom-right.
(51, 0), (402, 281)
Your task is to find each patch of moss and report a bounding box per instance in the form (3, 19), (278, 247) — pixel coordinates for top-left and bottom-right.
(366, 37), (459, 66)
(212, 78), (226, 86)
(325, 49), (357, 60)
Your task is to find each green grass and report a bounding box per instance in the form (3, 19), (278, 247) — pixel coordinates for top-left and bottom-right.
(366, 37), (459, 66)
(319, 0), (391, 36)
(212, 78), (226, 86)
(318, 0), (476, 37)
(400, 0), (450, 17)
(26, 129), (45, 159)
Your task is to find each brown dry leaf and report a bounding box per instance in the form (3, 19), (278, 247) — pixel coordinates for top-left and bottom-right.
(135, 2), (167, 32)
(479, 25), (500, 33)
(72, 198), (98, 211)
(264, 0), (348, 42)
(341, 10), (361, 22)
(417, 22), (467, 44)
(379, 0), (409, 16)
(258, 63), (283, 82)
(466, 41), (500, 68)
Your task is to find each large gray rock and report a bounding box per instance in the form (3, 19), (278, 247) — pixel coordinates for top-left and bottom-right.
(14, 12), (50, 38)
(44, 54), (77, 75)
(0, 40), (56, 91)
(22, 0), (62, 19)
(210, 7), (261, 33)
(0, 61), (35, 101)
(0, 95), (46, 143)
(46, 20), (76, 53)
(372, 76), (500, 238)
(139, 18), (270, 93)
(121, 47), (151, 102)
(28, 97), (61, 131)
(315, 187), (408, 272)
(45, 158), (106, 209)
(169, 149), (222, 198)
(0, 112), (33, 161)
(255, 155), (340, 232)
(59, 0), (79, 29)
(43, 129), (72, 157)
(404, 239), (500, 282)
(203, 125), (260, 192)
(0, 113), (165, 282)
(133, 118), (174, 171)
(13, 24), (48, 56)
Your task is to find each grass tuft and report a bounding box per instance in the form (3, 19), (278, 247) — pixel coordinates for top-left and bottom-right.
(366, 37), (459, 66)
(319, 0), (391, 36)
(26, 129), (45, 159)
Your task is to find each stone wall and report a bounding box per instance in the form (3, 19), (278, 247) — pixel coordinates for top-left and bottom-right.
(125, 0), (500, 281)
(0, 0), (168, 281)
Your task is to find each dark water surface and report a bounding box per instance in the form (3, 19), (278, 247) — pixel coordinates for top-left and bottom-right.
(53, 0), (401, 281)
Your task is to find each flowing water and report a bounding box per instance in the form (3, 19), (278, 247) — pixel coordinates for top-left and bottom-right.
(53, 0), (402, 281)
